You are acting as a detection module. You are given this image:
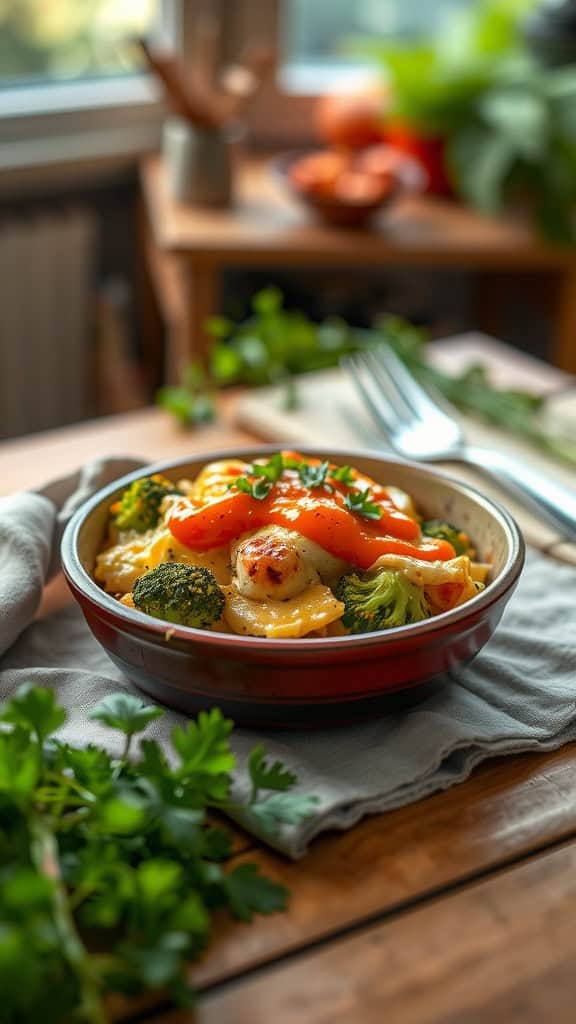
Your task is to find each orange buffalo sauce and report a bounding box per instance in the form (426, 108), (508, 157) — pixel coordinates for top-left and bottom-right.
(168, 462), (455, 570)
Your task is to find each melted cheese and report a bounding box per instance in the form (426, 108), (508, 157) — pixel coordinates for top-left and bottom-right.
(189, 459), (250, 504)
(223, 582), (344, 639)
(94, 529), (231, 594)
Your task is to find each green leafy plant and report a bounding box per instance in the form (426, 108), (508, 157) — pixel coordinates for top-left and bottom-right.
(368, 0), (576, 240)
(208, 286), (363, 390)
(448, 60), (576, 241)
(369, 0), (531, 135)
(156, 361), (216, 427)
(157, 289), (576, 468)
(0, 684), (317, 1022)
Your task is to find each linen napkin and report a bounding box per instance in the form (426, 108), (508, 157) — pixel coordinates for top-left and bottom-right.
(1, 459), (575, 860)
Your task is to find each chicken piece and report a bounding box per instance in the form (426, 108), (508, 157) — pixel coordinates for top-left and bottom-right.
(232, 527), (319, 601)
(231, 525), (348, 601)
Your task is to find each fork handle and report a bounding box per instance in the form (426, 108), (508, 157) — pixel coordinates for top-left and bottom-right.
(464, 445), (576, 543)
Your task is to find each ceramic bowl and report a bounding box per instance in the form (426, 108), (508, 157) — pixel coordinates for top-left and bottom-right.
(272, 149), (425, 228)
(61, 448), (524, 728)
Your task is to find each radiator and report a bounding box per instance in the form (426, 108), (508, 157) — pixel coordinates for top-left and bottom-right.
(0, 207), (98, 439)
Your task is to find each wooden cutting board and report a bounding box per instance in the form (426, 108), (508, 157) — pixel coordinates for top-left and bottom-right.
(236, 332), (576, 549)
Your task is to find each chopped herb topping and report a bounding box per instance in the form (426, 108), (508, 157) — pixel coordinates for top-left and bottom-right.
(233, 476), (273, 500)
(229, 453), (379, 511)
(298, 459), (330, 490)
(344, 487), (382, 521)
(330, 464), (355, 485)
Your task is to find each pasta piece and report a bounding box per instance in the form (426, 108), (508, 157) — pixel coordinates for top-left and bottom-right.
(223, 582), (344, 639)
(470, 561), (491, 584)
(94, 529), (231, 594)
(382, 485), (418, 520)
(189, 459), (250, 504)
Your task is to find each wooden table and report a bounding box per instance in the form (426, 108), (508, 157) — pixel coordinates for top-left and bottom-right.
(140, 154), (576, 381)
(2, 351), (576, 1023)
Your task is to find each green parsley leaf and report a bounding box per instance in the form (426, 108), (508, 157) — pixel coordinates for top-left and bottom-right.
(89, 693), (165, 737)
(249, 745), (296, 797)
(298, 459), (330, 489)
(224, 863), (288, 922)
(0, 685), (318, 1018)
(231, 475), (272, 500)
(252, 478), (273, 500)
(330, 464), (355, 485)
(1, 683), (66, 741)
(344, 487), (382, 521)
(156, 386), (215, 427)
(171, 708), (235, 777)
(249, 792), (320, 838)
(0, 729), (41, 799)
(252, 452), (284, 483)
(57, 744), (114, 797)
(233, 475), (254, 495)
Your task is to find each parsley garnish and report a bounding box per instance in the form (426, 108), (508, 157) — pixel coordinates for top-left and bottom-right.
(298, 459), (330, 489)
(0, 684), (317, 1018)
(232, 475), (273, 500)
(252, 451), (284, 484)
(344, 487), (382, 521)
(231, 453), (337, 499)
(330, 464), (355, 485)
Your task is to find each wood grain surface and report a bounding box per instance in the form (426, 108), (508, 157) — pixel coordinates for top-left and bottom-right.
(187, 745), (576, 992)
(141, 156), (570, 268)
(0, 397), (252, 497)
(161, 840), (576, 1024)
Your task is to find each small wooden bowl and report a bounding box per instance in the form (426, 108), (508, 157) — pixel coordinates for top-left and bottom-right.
(273, 148), (426, 228)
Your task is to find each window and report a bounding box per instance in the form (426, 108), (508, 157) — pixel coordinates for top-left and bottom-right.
(282, 0), (471, 92)
(0, 0), (168, 183)
(0, 0), (156, 86)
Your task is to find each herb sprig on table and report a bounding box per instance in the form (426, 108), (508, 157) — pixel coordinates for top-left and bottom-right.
(0, 684), (316, 1023)
(156, 287), (576, 468)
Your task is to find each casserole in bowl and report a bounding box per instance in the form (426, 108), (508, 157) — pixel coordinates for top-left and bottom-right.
(61, 448), (524, 727)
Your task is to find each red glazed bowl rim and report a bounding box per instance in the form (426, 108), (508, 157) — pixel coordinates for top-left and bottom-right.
(61, 447), (525, 653)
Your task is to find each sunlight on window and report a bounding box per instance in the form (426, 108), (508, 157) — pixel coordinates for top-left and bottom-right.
(284, 0), (470, 67)
(0, 0), (156, 85)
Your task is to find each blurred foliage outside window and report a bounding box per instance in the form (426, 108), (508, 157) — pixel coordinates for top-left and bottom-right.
(0, 0), (155, 85)
(284, 0), (472, 68)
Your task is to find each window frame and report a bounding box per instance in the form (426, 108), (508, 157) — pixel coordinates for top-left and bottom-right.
(0, 0), (372, 186)
(0, 0), (173, 187)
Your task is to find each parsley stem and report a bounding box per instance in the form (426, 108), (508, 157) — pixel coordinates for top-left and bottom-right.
(121, 733), (133, 762)
(29, 815), (107, 1024)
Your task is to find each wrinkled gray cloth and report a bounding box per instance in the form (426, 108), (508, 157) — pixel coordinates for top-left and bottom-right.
(1, 459), (576, 859)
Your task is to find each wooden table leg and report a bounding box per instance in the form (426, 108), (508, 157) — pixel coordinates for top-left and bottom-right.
(163, 261), (219, 384)
(554, 259), (576, 374)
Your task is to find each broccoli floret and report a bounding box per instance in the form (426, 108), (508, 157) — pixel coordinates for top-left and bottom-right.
(335, 568), (429, 634)
(133, 563), (225, 629)
(421, 520), (469, 556)
(114, 475), (181, 533)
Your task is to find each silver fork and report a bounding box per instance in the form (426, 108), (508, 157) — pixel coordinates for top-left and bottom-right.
(345, 345), (576, 542)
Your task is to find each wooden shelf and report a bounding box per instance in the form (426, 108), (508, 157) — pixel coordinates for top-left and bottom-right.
(139, 154), (576, 378)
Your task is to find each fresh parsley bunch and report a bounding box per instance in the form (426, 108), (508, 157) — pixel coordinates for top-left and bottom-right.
(0, 685), (316, 1023)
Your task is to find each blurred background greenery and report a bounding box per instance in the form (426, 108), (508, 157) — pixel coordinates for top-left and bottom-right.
(0, 0), (153, 82)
